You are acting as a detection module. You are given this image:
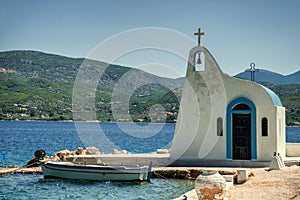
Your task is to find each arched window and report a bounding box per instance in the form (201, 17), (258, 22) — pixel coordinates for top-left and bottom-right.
(262, 117), (268, 137)
(217, 117), (223, 136)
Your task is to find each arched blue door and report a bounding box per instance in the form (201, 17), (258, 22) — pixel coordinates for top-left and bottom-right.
(226, 98), (257, 160)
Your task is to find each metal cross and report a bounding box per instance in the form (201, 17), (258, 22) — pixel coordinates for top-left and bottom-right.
(194, 28), (205, 46)
(246, 63), (259, 82)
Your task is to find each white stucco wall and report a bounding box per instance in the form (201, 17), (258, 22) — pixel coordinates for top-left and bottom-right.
(286, 143), (300, 157)
(223, 76), (286, 160)
(171, 46), (227, 160)
(170, 45), (286, 162)
(276, 106), (286, 157)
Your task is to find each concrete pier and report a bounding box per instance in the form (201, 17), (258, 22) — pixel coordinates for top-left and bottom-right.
(65, 153), (171, 167)
(64, 154), (277, 168)
(1, 154), (299, 176)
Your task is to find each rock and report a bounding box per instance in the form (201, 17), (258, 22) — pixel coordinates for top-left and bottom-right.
(195, 170), (227, 200)
(51, 154), (60, 160)
(112, 149), (128, 154)
(7, 165), (19, 168)
(176, 169), (190, 179)
(237, 170), (250, 184)
(113, 149), (120, 154)
(86, 147), (100, 155)
(189, 169), (202, 179)
(121, 150), (127, 154)
(76, 147), (85, 155)
(51, 149), (72, 161)
(222, 175), (234, 184)
(218, 170), (236, 175)
(152, 169), (190, 179)
(156, 149), (170, 154)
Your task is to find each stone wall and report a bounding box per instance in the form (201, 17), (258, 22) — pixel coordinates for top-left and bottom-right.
(286, 143), (300, 157)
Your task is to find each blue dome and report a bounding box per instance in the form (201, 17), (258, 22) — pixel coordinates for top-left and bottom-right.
(260, 85), (283, 106)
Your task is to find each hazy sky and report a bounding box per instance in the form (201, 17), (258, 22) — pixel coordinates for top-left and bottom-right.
(1, 0), (300, 78)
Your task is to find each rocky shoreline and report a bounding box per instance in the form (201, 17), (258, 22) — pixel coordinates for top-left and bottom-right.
(1, 165), (299, 200)
(1, 147), (299, 200)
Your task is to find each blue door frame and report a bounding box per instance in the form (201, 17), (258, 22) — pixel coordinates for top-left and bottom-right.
(226, 97), (257, 160)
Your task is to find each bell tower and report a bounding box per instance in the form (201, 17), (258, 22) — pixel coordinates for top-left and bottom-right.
(171, 28), (227, 160)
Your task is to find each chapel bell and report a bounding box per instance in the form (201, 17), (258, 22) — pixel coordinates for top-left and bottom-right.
(196, 52), (202, 64)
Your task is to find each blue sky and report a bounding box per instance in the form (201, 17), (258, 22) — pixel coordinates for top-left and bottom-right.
(1, 0), (300, 78)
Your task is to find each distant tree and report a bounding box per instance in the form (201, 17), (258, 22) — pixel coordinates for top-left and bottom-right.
(49, 111), (54, 118)
(30, 110), (36, 117)
(143, 116), (150, 122)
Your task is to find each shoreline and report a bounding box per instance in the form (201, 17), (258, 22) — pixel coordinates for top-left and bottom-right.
(0, 119), (177, 124)
(0, 165), (236, 179)
(1, 165), (299, 200)
(1, 120), (300, 127)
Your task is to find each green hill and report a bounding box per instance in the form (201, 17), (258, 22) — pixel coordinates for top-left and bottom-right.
(0, 50), (180, 122)
(0, 50), (299, 125)
(263, 83), (300, 125)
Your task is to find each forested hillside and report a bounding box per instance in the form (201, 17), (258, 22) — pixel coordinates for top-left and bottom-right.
(0, 50), (180, 122)
(0, 50), (299, 125)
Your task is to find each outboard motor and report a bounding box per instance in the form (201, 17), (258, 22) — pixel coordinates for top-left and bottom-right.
(34, 149), (46, 161)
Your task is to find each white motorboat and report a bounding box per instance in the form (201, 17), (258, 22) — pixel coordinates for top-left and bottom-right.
(40, 160), (152, 182)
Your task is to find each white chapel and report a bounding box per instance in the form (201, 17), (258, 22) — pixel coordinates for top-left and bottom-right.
(170, 29), (286, 166)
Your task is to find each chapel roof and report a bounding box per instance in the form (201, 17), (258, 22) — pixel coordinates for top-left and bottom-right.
(260, 85), (283, 106)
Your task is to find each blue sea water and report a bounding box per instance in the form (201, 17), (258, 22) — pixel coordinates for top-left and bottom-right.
(0, 174), (194, 200)
(286, 126), (300, 143)
(0, 121), (299, 199)
(0, 121), (193, 200)
(0, 121), (299, 166)
(0, 121), (175, 166)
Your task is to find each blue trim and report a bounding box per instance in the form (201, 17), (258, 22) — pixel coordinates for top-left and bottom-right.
(226, 97), (257, 160)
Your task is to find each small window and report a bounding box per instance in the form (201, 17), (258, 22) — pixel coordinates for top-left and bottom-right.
(262, 117), (268, 137)
(217, 117), (223, 136)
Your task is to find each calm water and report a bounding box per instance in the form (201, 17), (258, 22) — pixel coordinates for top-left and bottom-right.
(0, 121), (299, 199)
(0, 121), (193, 200)
(0, 121), (299, 166)
(0, 174), (194, 200)
(0, 121), (174, 166)
(286, 126), (300, 143)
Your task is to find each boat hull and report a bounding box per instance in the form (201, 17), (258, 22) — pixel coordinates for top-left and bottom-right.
(41, 161), (151, 181)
